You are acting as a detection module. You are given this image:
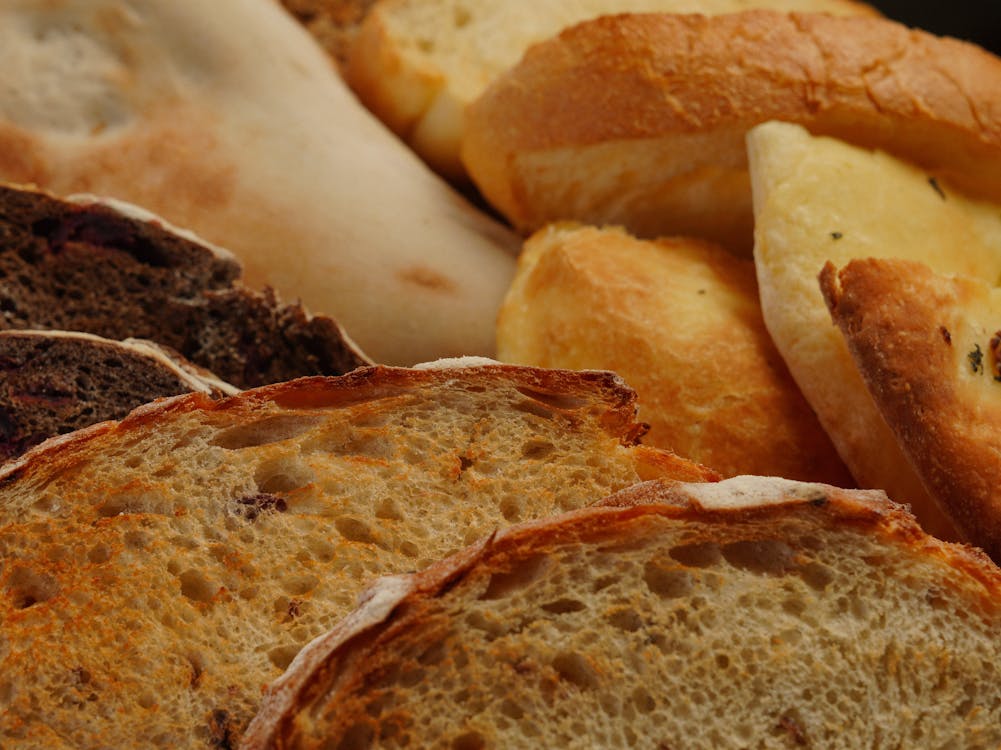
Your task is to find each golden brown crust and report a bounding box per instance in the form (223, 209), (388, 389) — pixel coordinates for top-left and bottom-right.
(243, 475), (1001, 749)
(821, 258), (1001, 559)
(464, 11), (1001, 250)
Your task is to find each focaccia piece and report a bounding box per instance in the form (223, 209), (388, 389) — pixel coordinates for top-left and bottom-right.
(821, 258), (1001, 559)
(749, 121), (1001, 541)
(245, 476), (1001, 749)
(497, 223), (851, 483)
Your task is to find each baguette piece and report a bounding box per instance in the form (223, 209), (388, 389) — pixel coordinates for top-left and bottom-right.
(245, 475), (1001, 749)
(749, 121), (1001, 541)
(821, 258), (1001, 560)
(497, 223), (851, 483)
(0, 183), (369, 388)
(347, 0), (878, 181)
(280, 0), (378, 69)
(464, 10), (1001, 253)
(0, 330), (237, 461)
(0, 363), (713, 749)
(0, 0), (519, 365)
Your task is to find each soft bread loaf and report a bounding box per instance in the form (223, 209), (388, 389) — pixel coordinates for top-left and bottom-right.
(245, 475), (1001, 749)
(463, 10), (1001, 253)
(0, 0), (519, 365)
(0, 330), (237, 461)
(0, 363), (713, 748)
(497, 222), (851, 483)
(749, 121), (1001, 541)
(0, 183), (369, 389)
(346, 0), (877, 181)
(821, 258), (1001, 560)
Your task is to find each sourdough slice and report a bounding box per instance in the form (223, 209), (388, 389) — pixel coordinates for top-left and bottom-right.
(463, 11), (1001, 253)
(0, 363), (714, 749)
(0, 0), (519, 365)
(347, 0), (877, 181)
(0, 183), (369, 388)
(820, 258), (1001, 559)
(749, 121), (1001, 542)
(280, 0), (378, 69)
(0, 330), (237, 461)
(245, 475), (1001, 749)
(496, 223), (850, 483)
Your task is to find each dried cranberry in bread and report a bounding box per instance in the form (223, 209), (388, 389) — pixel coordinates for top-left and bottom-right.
(0, 363), (714, 749)
(245, 476), (1001, 749)
(0, 183), (369, 389)
(0, 329), (237, 461)
(463, 10), (1001, 253)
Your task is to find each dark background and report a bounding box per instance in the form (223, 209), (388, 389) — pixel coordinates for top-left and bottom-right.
(870, 1), (1001, 55)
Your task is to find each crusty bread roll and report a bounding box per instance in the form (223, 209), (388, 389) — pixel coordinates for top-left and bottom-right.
(0, 0), (518, 366)
(245, 475), (1001, 749)
(464, 10), (1001, 253)
(749, 121), (1001, 541)
(346, 0), (877, 181)
(821, 258), (1001, 560)
(497, 222), (851, 483)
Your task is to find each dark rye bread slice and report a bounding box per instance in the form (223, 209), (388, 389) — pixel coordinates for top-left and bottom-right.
(245, 476), (1001, 750)
(0, 183), (369, 389)
(0, 362), (715, 749)
(0, 329), (237, 461)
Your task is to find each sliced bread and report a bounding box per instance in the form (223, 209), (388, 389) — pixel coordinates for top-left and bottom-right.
(0, 363), (714, 749)
(0, 329), (237, 461)
(245, 475), (1001, 749)
(0, 183), (369, 388)
(496, 223), (851, 483)
(280, 0), (379, 70)
(346, 0), (878, 181)
(463, 10), (1001, 253)
(820, 258), (1001, 560)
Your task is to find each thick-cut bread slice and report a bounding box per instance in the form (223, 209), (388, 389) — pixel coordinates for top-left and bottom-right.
(0, 363), (713, 749)
(820, 258), (1001, 559)
(0, 0), (519, 365)
(496, 223), (850, 483)
(0, 183), (369, 388)
(749, 121), (1001, 542)
(0, 330), (237, 461)
(245, 475), (1001, 749)
(347, 0), (878, 181)
(464, 11), (1001, 253)
(280, 0), (379, 69)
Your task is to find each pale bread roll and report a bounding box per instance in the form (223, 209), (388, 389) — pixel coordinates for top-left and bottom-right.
(347, 0), (877, 181)
(749, 121), (1001, 541)
(0, 0), (518, 366)
(821, 258), (1001, 559)
(497, 222), (852, 483)
(464, 10), (1001, 253)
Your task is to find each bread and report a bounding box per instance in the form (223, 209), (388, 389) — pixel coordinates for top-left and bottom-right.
(820, 258), (1001, 560)
(749, 120), (1001, 541)
(0, 330), (237, 461)
(496, 222), (851, 483)
(0, 182), (369, 389)
(0, 362), (714, 748)
(346, 0), (878, 181)
(463, 10), (1001, 253)
(280, 0), (378, 69)
(0, 0), (519, 366)
(244, 474), (1001, 749)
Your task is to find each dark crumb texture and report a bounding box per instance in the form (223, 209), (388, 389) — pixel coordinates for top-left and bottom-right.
(0, 184), (369, 388)
(0, 334), (203, 460)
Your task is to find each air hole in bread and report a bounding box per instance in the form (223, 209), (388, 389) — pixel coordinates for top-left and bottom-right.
(644, 562), (694, 599)
(267, 643), (302, 672)
(607, 607), (643, 632)
(480, 555), (548, 600)
(282, 574), (319, 597)
(520, 439), (555, 460)
(451, 731), (485, 750)
(799, 561), (835, 590)
(336, 722), (375, 750)
(515, 386), (589, 412)
(720, 540), (796, 575)
(87, 543), (111, 564)
(210, 415), (322, 450)
(551, 652), (600, 690)
(254, 457), (314, 495)
(6, 566), (59, 609)
(500, 699), (524, 720)
(336, 517), (376, 545)
(177, 569), (218, 604)
(669, 542), (722, 568)
(541, 598), (586, 615)
(97, 491), (171, 517)
(375, 498), (404, 522)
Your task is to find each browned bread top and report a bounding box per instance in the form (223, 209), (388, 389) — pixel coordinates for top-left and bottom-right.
(244, 475), (1001, 749)
(0, 183), (369, 388)
(463, 10), (1001, 251)
(0, 363), (713, 749)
